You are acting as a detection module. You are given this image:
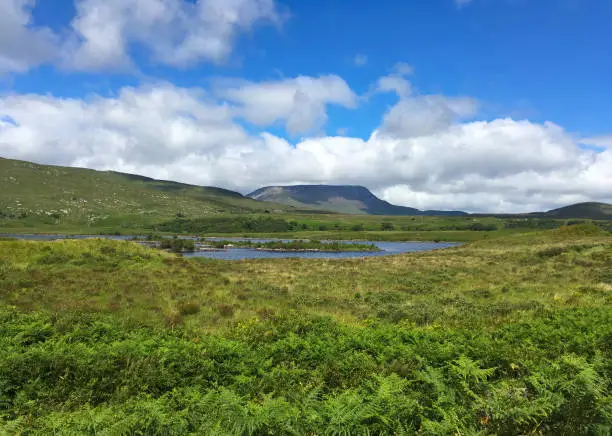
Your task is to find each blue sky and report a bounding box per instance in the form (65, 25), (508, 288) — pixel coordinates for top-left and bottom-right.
(6, 0), (612, 137)
(0, 0), (610, 212)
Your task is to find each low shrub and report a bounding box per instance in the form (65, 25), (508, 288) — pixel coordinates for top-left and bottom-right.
(178, 301), (201, 316)
(218, 304), (235, 317)
(0, 308), (609, 434)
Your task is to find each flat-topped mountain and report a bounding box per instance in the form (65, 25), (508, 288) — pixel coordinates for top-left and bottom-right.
(2, 157), (609, 222)
(247, 185), (467, 216)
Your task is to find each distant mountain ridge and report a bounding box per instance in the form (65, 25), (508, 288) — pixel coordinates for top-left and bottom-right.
(247, 185), (467, 216)
(2, 157), (609, 221)
(536, 202), (612, 220)
(470, 202), (612, 220)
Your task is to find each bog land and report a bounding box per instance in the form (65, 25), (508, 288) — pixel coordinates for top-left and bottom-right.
(0, 224), (610, 434)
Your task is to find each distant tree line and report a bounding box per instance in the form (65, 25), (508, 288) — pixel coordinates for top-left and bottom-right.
(149, 215), (610, 235)
(154, 217), (294, 234)
(159, 237), (196, 253)
(0, 210), (28, 219)
(438, 223), (499, 231)
(503, 219), (562, 229)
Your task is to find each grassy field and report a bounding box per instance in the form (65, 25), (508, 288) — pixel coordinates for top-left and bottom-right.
(5, 207), (609, 244)
(202, 229), (523, 242)
(0, 224), (610, 434)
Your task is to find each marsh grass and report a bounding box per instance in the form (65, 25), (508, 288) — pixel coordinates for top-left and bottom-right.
(1, 227), (610, 330)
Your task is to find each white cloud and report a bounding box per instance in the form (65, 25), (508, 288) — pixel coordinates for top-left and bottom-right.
(380, 95), (478, 138)
(375, 62), (415, 98)
(0, 84), (247, 170)
(0, 0), (284, 73)
(63, 0), (284, 71)
(0, 83), (610, 213)
(354, 54), (368, 66)
(581, 135), (612, 149)
(0, 0), (59, 73)
(375, 65), (478, 138)
(376, 75), (412, 99)
(216, 75), (358, 135)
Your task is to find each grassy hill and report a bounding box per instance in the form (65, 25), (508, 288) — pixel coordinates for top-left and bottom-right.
(472, 202), (612, 220)
(0, 225), (610, 433)
(539, 202), (612, 220)
(248, 185), (467, 216)
(0, 157), (290, 231)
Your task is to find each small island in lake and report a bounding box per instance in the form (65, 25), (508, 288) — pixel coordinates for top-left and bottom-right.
(137, 235), (382, 253)
(208, 240), (382, 252)
(138, 237), (197, 253)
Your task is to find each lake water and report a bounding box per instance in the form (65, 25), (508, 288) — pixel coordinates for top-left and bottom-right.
(1, 234), (459, 260)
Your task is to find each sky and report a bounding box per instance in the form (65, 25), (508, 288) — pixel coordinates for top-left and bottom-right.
(0, 0), (611, 213)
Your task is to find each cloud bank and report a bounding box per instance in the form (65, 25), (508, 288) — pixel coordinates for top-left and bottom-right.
(1, 80), (610, 213)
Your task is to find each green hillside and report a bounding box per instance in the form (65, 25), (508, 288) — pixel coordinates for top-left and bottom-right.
(0, 157), (289, 230)
(540, 202), (612, 220)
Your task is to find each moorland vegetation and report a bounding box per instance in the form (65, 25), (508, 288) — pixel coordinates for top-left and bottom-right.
(0, 224), (610, 434)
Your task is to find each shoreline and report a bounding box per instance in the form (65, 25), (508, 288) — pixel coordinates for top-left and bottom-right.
(252, 247), (382, 253)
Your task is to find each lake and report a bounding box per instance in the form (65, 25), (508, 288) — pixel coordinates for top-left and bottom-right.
(1, 234), (459, 260)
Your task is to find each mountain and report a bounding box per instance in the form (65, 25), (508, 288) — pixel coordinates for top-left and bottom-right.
(247, 185), (467, 216)
(537, 202), (612, 220)
(470, 202), (612, 220)
(0, 157), (289, 226)
(4, 157), (606, 225)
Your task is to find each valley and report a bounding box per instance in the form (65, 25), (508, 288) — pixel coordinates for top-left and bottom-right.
(0, 157), (611, 434)
(2, 1), (611, 433)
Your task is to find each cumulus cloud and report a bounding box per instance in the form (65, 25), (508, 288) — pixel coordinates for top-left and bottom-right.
(0, 0), (284, 73)
(374, 119), (611, 212)
(581, 135), (612, 149)
(376, 75), (412, 99)
(380, 95), (478, 138)
(216, 75), (358, 135)
(0, 84), (248, 170)
(375, 62), (415, 98)
(65, 0), (283, 70)
(0, 82), (610, 213)
(0, 0), (59, 73)
(375, 65), (478, 138)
